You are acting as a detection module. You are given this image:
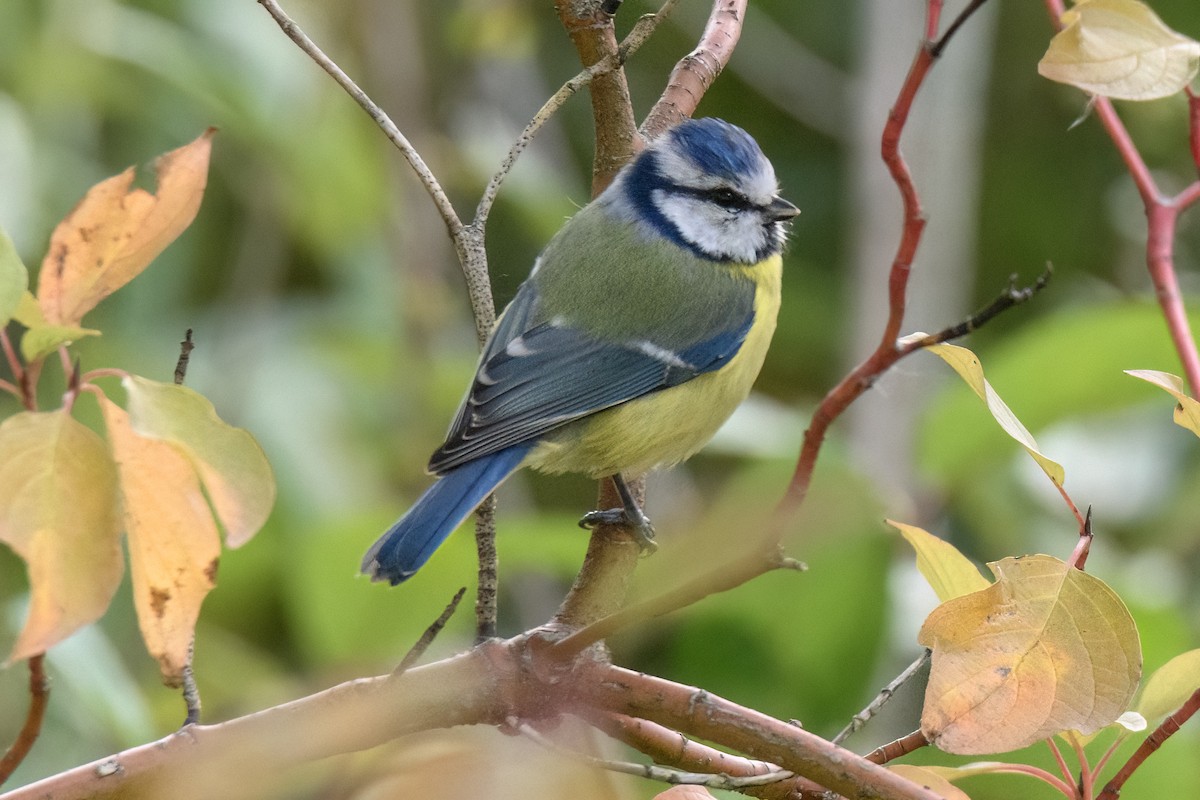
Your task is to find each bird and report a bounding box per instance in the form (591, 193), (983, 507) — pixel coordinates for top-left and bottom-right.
(362, 117), (799, 585)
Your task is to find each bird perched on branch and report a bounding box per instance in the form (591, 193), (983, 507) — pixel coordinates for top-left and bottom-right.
(363, 117), (798, 585)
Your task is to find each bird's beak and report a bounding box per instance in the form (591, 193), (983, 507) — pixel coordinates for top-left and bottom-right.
(767, 196), (800, 221)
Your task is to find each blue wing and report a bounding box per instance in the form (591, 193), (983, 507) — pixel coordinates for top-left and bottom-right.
(429, 281), (755, 474)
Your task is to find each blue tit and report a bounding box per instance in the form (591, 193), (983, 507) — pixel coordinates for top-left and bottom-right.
(363, 117), (798, 585)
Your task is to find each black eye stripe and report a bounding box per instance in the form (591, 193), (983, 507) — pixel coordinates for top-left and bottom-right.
(666, 184), (756, 211)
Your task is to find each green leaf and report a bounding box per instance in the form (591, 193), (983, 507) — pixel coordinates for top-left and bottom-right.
(123, 375), (275, 547)
(11, 291), (101, 362)
(1039, 0), (1200, 101)
(890, 520), (990, 602)
(0, 410), (122, 661)
(1136, 649), (1200, 722)
(0, 227), (29, 326)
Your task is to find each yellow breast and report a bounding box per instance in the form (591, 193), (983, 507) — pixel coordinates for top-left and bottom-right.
(525, 255), (783, 479)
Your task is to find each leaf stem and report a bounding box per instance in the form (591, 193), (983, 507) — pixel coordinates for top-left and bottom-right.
(0, 654), (50, 785)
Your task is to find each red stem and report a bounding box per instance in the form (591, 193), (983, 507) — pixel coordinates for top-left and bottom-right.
(0, 655), (50, 784)
(1099, 687), (1200, 799)
(780, 31), (938, 518)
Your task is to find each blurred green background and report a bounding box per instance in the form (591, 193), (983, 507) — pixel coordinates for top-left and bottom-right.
(1, 0), (1199, 797)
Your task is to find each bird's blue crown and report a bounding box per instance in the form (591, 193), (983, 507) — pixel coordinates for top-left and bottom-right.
(667, 118), (765, 183)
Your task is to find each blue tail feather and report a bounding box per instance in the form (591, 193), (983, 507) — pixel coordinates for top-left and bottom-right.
(361, 444), (532, 585)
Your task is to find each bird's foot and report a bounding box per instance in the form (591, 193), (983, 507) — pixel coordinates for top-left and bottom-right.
(578, 508), (657, 554)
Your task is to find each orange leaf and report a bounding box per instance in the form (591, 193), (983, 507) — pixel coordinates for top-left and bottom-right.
(37, 129), (215, 327)
(0, 411), (122, 661)
(101, 395), (221, 687)
(919, 555), (1141, 754)
(124, 375), (274, 547)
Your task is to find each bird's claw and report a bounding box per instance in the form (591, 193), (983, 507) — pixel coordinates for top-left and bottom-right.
(579, 508), (658, 554)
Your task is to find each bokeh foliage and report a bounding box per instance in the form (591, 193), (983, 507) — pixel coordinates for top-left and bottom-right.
(1, 1), (1199, 797)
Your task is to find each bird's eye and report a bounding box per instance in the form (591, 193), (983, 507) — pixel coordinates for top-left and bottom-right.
(708, 187), (748, 210)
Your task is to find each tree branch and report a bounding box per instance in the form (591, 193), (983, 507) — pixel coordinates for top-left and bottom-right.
(574, 663), (948, 800)
(642, 0), (748, 139)
(1099, 686), (1200, 799)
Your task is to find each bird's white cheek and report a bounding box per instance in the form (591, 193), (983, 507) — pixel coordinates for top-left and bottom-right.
(653, 193), (733, 258)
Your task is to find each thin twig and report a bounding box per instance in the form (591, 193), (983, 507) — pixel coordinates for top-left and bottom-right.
(174, 329), (194, 385)
(929, 0), (995, 58)
(256, 0), (462, 239)
(518, 722), (795, 790)
(832, 650), (930, 745)
(180, 657), (201, 727)
(395, 587), (468, 674)
(475, 0), (680, 228)
(0, 328), (23, 389)
(897, 267), (1051, 350)
(0, 654), (50, 784)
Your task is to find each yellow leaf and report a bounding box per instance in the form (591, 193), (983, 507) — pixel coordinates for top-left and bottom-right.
(100, 395), (221, 687)
(124, 375), (274, 547)
(1038, 0), (1200, 100)
(0, 411), (122, 661)
(887, 765), (973, 800)
(36, 129), (215, 327)
(12, 291), (100, 362)
(1136, 648), (1200, 722)
(890, 520), (991, 602)
(919, 555), (1141, 754)
(1125, 369), (1200, 438)
(924, 341), (1065, 486)
(0, 227), (28, 326)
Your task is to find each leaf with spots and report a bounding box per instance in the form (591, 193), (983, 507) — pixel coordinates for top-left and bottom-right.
(918, 554), (1141, 754)
(0, 410), (122, 662)
(124, 375), (274, 547)
(36, 129), (214, 327)
(100, 394), (221, 687)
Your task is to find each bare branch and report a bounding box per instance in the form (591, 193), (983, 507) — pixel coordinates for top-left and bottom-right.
(256, 0), (462, 239)
(833, 651), (929, 746)
(173, 329), (194, 385)
(397, 587), (468, 672)
(576, 663), (948, 800)
(475, 0), (681, 227)
(518, 722), (794, 790)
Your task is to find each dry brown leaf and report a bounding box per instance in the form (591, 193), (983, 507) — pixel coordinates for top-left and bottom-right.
(101, 395), (221, 687)
(37, 129), (215, 327)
